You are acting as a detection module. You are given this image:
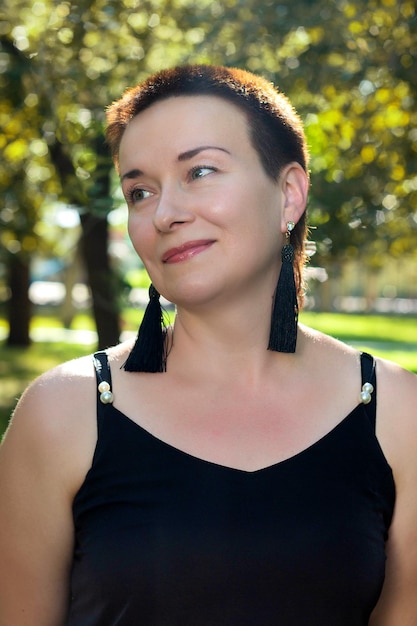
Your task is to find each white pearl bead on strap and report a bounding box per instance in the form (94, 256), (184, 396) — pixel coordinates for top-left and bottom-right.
(98, 380), (114, 404)
(360, 382), (374, 405)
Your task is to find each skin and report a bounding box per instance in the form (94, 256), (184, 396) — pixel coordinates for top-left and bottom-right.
(119, 96), (295, 312)
(0, 95), (416, 625)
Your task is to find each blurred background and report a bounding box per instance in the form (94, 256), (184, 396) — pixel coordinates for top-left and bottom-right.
(1, 0), (416, 431)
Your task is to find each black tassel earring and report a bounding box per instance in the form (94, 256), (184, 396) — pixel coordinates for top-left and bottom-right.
(268, 221), (298, 353)
(124, 284), (167, 372)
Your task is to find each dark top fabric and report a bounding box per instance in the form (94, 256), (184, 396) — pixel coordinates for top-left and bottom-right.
(67, 352), (395, 625)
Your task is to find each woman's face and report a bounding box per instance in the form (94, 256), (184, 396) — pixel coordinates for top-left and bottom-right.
(119, 95), (295, 308)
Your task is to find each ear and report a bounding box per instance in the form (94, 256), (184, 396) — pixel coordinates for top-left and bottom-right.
(279, 163), (309, 233)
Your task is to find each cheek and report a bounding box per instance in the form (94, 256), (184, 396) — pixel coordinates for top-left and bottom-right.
(127, 215), (136, 245)
(127, 214), (154, 260)
(127, 218), (139, 254)
(127, 218), (154, 269)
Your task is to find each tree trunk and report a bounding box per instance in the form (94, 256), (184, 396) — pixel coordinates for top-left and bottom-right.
(79, 213), (121, 349)
(49, 137), (120, 349)
(6, 253), (31, 346)
(60, 249), (82, 328)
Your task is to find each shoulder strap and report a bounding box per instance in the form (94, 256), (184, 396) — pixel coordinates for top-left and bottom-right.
(93, 350), (112, 386)
(93, 350), (113, 424)
(360, 352), (377, 429)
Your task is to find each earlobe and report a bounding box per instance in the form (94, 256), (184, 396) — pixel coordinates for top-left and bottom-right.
(280, 163), (309, 231)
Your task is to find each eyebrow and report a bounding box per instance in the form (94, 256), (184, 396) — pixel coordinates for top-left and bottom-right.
(120, 168), (143, 183)
(177, 145), (230, 161)
(120, 145), (230, 182)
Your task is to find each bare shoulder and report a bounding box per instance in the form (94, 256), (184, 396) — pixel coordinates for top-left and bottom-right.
(301, 330), (417, 461)
(301, 329), (417, 623)
(374, 356), (417, 476)
(369, 360), (417, 623)
(0, 353), (102, 624)
(299, 323), (359, 373)
(376, 356), (417, 431)
(376, 355), (417, 407)
(1, 352), (98, 496)
(6, 353), (96, 432)
(299, 322), (356, 353)
(2, 340), (134, 463)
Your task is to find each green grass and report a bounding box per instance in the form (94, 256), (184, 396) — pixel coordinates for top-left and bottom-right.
(0, 341), (93, 437)
(300, 312), (417, 344)
(1, 312), (416, 438)
(300, 312), (417, 373)
(31, 313), (97, 331)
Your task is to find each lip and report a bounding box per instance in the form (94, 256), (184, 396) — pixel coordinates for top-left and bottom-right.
(162, 239), (216, 264)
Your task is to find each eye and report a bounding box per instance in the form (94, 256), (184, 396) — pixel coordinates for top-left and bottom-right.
(190, 165), (217, 180)
(125, 187), (153, 204)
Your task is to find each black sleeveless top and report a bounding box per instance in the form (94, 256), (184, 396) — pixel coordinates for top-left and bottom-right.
(67, 352), (395, 625)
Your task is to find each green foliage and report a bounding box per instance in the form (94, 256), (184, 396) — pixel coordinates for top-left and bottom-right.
(296, 1), (417, 268)
(0, 0), (416, 276)
(125, 268), (152, 289)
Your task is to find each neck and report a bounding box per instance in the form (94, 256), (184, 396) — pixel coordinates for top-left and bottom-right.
(167, 293), (298, 386)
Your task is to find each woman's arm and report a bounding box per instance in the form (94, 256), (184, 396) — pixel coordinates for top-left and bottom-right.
(370, 360), (417, 625)
(0, 358), (97, 625)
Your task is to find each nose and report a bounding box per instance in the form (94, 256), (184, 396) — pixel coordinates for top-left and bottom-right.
(153, 184), (195, 233)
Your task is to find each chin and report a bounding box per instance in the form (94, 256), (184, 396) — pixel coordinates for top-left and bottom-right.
(164, 281), (221, 308)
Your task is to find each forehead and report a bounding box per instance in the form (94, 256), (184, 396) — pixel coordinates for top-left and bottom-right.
(118, 95), (251, 161)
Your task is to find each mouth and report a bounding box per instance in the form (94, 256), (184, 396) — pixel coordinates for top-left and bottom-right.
(162, 239), (216, 264)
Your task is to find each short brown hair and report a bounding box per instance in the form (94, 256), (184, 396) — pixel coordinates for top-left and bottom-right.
(106, 64), (309, 300)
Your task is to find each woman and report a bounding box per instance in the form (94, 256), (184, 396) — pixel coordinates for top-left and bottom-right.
(0, 64), (416, 625)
